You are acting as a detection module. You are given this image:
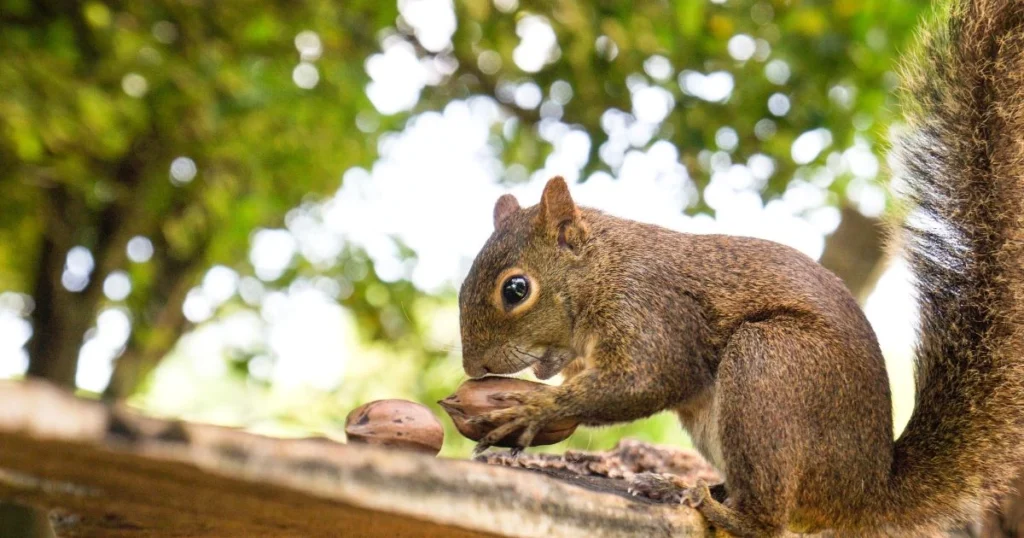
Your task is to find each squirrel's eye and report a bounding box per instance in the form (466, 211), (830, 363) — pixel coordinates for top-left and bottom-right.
(501, 276), (530, 305)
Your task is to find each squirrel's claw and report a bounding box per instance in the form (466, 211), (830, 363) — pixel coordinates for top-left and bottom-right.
(472, 440), (492, 456)
(466, 406), (520, 428)
(476, 416), (531, 449)
(488, 391), (528, 404)
(474, 402), (558, 452)
(516, 421), (542, 448)
(465, 415), (490, 428)
(470, 389), (561, 454)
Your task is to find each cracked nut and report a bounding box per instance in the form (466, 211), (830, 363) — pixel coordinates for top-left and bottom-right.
(438, 376), (579, 447)
(344, 399), (444, 455)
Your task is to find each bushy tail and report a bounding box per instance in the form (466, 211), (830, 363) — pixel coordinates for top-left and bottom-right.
(885, 0), (1024, 532)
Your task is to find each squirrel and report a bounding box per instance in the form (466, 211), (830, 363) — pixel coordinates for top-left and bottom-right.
(456, 0), (1024, 536)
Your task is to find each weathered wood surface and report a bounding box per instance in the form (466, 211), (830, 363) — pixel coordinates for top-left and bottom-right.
(0, 432), (497, 537)
(0, 379), (711, 537)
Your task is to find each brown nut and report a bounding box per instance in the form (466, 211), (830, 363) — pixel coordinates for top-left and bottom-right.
(438, 376), (579, 447)
(344, 399), (444, 455)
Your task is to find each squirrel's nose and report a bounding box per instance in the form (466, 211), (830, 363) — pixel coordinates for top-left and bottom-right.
(465, 364), (490, 379)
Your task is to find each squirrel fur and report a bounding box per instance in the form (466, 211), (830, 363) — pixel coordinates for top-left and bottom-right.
(457, 0), (1024, 535)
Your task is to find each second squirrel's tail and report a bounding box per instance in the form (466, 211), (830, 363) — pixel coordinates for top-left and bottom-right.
(883, 0), (1024, 532)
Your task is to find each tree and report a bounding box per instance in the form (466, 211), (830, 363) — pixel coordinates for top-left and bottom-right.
(0, 0), (412, 396)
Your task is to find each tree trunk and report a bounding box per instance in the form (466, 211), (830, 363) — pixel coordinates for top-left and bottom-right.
(25, 194), (108, 390)
(103, 248), (199, 400)
(103, 280), (191, 400)
(25, 236), (87, 388)
(818, 202), (889, 304)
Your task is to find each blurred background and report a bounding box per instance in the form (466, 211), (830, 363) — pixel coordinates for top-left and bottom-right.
(0, 0), (931, 458)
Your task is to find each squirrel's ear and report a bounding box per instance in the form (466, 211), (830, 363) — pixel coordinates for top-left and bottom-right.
(493, 194), (520, 230)
(539, 176), (587, 250)
(540, 176), (578, 225)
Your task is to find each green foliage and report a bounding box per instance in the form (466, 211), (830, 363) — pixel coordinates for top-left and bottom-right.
(0, 0), (410, 393)
(419, 0), (930, 212)
(1, 0), (394, 265)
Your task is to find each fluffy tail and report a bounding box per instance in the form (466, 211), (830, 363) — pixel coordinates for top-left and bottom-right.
(885, 0), (1024, 532)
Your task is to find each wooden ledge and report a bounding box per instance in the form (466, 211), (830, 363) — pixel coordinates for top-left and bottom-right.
(0, 379), (710, 537)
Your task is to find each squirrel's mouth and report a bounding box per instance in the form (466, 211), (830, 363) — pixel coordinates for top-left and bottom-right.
(530, 347), (576, 380)
(471, 345), (576, 380)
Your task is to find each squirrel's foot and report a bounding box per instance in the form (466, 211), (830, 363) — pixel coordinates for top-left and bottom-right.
(627, 475), (729, 505)
(626, 472), (690, 503)
(681, 479), (712, 509)
(687, 487), (793, 538)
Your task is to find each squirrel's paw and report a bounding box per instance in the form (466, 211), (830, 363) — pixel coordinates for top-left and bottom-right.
(470, 399), (560, 455)
(681, 479), (712, 509)
(626, 472), (689, 503)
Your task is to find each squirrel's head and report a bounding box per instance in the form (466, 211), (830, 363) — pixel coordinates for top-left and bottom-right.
(458, 176), (589, 380)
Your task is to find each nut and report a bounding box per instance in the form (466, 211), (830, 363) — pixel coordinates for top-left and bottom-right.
(438, 376), (579, 447)
(344, 399), (444, 455)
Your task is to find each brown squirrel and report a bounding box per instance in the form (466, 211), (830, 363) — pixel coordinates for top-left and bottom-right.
(457, 0), (1024, 536)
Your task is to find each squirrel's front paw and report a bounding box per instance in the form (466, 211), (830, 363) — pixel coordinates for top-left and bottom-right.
(470, 395), (561, 455)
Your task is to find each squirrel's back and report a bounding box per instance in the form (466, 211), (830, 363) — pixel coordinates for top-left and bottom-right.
(580, 209), (878, 343)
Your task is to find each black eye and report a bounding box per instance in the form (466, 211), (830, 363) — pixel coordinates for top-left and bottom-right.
(502, 276), (530, 305)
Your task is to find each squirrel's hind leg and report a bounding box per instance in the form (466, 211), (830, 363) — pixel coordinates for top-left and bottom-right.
(697, 320), (821, 538)
(686, 481), (796, 538)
